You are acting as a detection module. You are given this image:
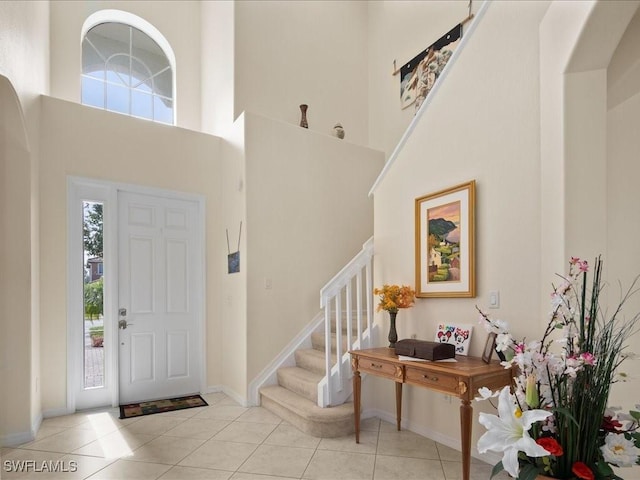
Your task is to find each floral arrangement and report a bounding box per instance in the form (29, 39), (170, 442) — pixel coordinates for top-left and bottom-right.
(475, 257), (640, 480)
(373, 284), (416, 313)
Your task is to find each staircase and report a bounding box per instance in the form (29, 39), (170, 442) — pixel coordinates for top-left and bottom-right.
(258, 238), (374, 437)
(259, 323), (355, 437)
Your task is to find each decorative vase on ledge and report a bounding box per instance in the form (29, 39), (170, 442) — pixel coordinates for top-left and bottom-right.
(299, 104), (308, 128)
(388, 311), (398, 348)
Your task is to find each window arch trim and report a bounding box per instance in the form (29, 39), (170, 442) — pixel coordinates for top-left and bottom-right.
(81, 9), (176, 124)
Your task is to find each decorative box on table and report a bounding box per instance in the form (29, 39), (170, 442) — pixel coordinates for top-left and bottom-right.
(394, 339), (455, 361)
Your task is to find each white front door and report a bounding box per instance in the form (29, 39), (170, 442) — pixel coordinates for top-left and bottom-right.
(118, 191), (203, 403)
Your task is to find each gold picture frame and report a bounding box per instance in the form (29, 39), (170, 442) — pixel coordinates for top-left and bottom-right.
(415, 180), (476, 298)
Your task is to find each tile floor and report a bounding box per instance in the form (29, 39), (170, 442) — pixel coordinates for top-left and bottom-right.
(1, 393), (508, 480)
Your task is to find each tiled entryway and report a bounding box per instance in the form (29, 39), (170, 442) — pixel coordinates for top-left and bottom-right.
(1, 393), (506, 479)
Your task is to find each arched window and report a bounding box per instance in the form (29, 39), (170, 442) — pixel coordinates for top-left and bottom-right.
(81, 13), (175, 124)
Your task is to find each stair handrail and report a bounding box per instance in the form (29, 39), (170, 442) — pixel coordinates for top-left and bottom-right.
(319, 237), (374, 407)
(320, 237), (374, 308)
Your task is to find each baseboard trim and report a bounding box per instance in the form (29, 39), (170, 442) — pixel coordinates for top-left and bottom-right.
(1, 430), (34, 447)
(204, 384), (248, 407)
(31, 411), (43, 438)
(42, 406), (74, 419)
(202, 385), (223, 394)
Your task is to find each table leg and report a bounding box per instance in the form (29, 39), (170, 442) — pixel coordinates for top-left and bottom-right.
(460, 399), (472, 480)
(353, 369), (361, 443)
(395, 382), (402, 431)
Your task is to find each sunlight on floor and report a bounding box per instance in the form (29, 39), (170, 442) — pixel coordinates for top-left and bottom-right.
(87, 412), (134, 459)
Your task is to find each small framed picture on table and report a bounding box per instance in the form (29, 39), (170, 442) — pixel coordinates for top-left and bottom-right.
(482, 332), (497, 363)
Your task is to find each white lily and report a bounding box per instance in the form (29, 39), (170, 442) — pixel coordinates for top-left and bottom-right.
(601, 433), (640, 467)
(477, 386), (552, 478)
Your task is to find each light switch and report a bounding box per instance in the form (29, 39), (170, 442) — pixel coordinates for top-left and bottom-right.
(489, 291), (500, 309)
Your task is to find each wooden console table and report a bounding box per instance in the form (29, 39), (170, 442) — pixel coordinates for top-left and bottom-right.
(350, 347), (512, 480)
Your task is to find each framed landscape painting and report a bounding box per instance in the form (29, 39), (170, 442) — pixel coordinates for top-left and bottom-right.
(415, 181), (475, 298)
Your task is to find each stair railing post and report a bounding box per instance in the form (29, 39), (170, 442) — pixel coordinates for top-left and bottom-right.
(356, 269), (363, 347)
(365, 259), (373, 348)
(324, 301), (332, 406)
(345, 281), (353, 351)
(335, 293), (343, 394)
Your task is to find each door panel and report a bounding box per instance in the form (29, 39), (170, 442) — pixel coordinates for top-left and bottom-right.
(130, 236), (155, 313)
(166, 239), (188, 313)
(130, 333), (155, 383)
(119, 191), (201, 403)
(167, 331), (189, 378)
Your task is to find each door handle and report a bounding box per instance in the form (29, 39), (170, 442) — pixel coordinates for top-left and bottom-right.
(118, 319), (134, 329)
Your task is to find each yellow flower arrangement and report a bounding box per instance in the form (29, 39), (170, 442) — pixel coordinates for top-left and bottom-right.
(373, 284), (416, 313)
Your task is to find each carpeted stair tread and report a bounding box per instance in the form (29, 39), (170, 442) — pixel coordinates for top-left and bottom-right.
(330, 318), (360, 334)
(295, 348), (328, 375)
(260, 385), (354, 438)
(311, 331), (349, 353)
(277, 366), (323, 403)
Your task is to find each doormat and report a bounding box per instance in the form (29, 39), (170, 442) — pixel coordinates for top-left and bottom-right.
(119, 394), (208, 419)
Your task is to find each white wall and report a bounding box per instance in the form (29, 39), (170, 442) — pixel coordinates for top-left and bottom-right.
(49, 0), (202, 131)
(244, 113), (384, 382)
(543, 0), (640, 415)
(371, 0), (551, 451)
(220, 113), (248, 401)
(234, 1), (369, 147)
(607, 93), (640, 412)
(369, 0), (640, 460)
(0, 1), (50, 109)
(201, 0), (235, 137)
(38, 97), (223, 412)
(606, 12), (640, 411)
(608, 8), (640, 110)
(0, 0), (49, 444)
(0, 77), (34, 445)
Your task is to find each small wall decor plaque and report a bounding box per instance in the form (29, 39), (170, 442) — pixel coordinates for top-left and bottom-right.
(227, 221), (242, 274)
(434, 323), (473, 356)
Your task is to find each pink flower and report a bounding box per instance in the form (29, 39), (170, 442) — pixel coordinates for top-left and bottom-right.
(578, 260), (589, 272)
(580, 352), (596, 365)
(570, 257), (580, 265)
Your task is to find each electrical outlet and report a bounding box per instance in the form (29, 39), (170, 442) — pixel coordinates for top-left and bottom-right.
(411, 333), (417, 339)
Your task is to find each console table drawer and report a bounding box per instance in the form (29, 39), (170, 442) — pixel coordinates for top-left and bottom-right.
(359, 358), (399, 379)
(405, 367), (458, 394)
